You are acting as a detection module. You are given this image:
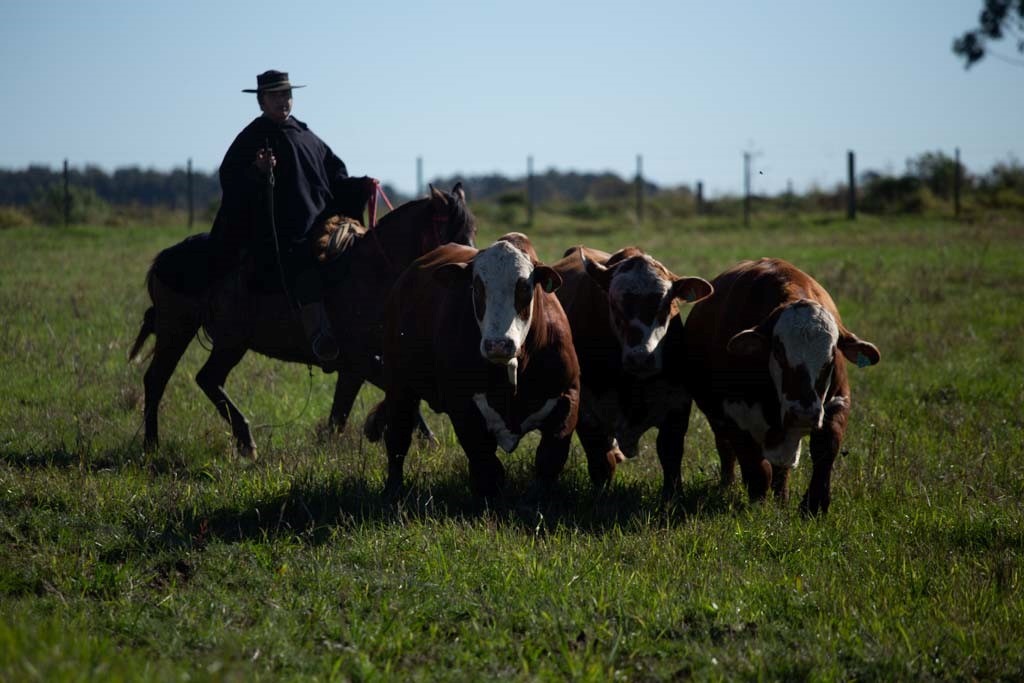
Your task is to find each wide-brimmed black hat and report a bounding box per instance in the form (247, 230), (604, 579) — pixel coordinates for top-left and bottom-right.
(242, 70), (305, 93)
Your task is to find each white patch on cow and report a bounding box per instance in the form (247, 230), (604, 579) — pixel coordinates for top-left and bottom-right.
(608, 257), (674, 361)
(473, 241), (535, 361)
(827, 395), (849, 412)
(472, 394), (559, 453)
(723, 399), (803, 469)
(771, 303), (839, 427)
(764, 432), (803, 469)
(723, 400), (770, 444)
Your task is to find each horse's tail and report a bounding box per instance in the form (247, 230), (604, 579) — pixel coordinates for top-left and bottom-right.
(129, 305), (155, 362)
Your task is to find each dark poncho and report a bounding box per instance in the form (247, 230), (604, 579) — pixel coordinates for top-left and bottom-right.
(209, 115), (367, 264)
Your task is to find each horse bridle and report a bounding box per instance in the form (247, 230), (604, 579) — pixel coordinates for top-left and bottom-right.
(368, 191), (450, 277)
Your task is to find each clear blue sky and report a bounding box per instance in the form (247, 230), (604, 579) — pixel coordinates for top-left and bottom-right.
(2, 0), (1020, 197)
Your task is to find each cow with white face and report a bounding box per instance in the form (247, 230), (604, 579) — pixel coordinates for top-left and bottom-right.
(463, 236), (560, 372)
(680, 258), (880, 515)
(369, 233), (580, 499)
(552, 246), (713, 497)
(582, 247), (713, 377)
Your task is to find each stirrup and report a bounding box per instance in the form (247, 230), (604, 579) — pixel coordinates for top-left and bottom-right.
(311, 332), (339, 362)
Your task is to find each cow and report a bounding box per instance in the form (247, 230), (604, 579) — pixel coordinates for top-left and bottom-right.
(680, 257), (880, 515)
(552, 246), (713, 498)
(366, 233), (581, 499)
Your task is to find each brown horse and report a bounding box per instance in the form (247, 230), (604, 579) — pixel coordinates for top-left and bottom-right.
(129, 184), (477, 458)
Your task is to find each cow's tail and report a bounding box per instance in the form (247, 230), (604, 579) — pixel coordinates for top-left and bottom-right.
(129, 305), (155, 362)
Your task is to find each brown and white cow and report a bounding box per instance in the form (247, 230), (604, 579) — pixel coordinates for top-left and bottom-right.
(368, 233), (580, 498)
(552, 246), (713, 497)
(680, 258), (880, 514)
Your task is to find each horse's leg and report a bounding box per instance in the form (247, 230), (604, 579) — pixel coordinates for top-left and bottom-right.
(194, 345), (257, 459)
(142, 325), (194, 453)
(328, 372), (363, 434)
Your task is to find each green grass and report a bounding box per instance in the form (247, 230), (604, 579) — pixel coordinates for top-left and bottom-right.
(1, 210), (1023, 681)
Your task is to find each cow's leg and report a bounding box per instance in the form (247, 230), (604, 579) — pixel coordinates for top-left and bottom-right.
(713, 430), (738, 489)
(575, 413), (622, 489)
(142, 324), (194, 452)
(382, 393), (419, 499)
(725, 429), (771, 503)
(802, 405), (849, 516)
(771, 465), (791, 502)
(194, 345), (256, 458)
(448, 409), (503, 499)
(656, 402), (691, 500)
(362, 362), (436, 443)
(533, 432), (572, 489)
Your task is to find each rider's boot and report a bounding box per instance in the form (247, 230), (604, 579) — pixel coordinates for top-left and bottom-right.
(300, 301), (339, 363)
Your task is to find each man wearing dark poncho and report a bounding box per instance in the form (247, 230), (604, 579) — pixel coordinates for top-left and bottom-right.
(210, 69), (370, 363)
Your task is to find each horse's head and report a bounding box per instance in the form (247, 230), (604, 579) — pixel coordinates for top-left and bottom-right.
(344, 183), (477, 283)
(422, 182), (477, 252)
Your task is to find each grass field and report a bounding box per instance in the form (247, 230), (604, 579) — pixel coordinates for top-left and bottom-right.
(1, 208), (1022, 681)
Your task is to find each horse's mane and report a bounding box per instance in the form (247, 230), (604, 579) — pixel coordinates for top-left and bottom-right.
(441, 190), (478, 246)
(376, 186), (477, 247)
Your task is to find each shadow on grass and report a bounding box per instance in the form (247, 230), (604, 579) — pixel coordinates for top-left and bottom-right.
(96, 468), (740, 564)
(0, 440), (228, 479)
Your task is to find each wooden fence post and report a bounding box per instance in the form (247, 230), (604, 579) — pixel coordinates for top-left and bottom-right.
(954, 147), (962, 217)
(187, 158), (194, 229)
(527, 155), (534, 227)
(847, 150), (856, 220)
(743, 152), (751, 227)
(635, 154), (644, 224)
(696, 181), (703, 215)
(63, 158), (70, 228)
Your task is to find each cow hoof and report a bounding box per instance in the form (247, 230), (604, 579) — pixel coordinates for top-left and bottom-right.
(799, 494), (829, 517)
(238, 442), (258, 461)
(660, 480), (683, 503)
(382, 479), (404, 503)
(415, 425), (439, 446)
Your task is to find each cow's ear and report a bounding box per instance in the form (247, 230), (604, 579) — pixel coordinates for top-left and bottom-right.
(838, 333), (880, 368)
(671, 276), (713, 304)
(434, 261), (471, 288)
(532, 265), (563, 294)
(727, 328), (769, 357)
(582, 249), (614, 291)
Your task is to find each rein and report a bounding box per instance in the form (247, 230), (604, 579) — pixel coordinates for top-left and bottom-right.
(367, 178), (400, 275)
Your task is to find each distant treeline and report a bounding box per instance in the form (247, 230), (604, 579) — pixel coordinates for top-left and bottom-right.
(0, 164), (655, 209)
(1, 151), (1022, 228)
(0, 164), (221, 209)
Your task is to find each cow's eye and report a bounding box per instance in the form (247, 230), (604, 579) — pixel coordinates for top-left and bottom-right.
(472, 277), (486, 320)
(816, 359), (833, 393)
(515, 278), (532, 313)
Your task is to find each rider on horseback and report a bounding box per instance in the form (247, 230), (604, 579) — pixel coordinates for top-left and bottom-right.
(209, 69), (370, 363)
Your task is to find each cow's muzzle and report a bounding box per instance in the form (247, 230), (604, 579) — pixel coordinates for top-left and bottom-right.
(482, 338), (517, 364)
(622, 349), (660, 378)
(785, 405), (823, 431)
